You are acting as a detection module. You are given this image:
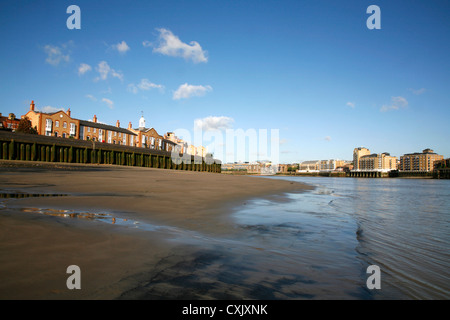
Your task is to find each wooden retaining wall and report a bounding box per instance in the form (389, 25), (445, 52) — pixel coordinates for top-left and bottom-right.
(0, 131), (221, 173)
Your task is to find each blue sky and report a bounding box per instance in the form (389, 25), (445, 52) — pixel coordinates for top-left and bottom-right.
(1, 0), (449, 163)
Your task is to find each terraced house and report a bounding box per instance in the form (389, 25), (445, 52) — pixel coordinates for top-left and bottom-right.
(25, 101), (137, 145)
(23, 100), (185, 153)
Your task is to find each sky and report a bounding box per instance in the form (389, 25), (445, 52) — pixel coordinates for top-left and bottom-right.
(1, 0), (449, 164)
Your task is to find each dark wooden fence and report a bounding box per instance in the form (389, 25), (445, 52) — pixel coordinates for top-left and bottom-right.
(0, 131), (221, 173)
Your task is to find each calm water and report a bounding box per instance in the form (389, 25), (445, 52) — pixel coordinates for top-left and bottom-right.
(230, 176), (450, 300)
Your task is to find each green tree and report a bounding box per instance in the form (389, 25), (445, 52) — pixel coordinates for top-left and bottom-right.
(16, 117), (37, 134)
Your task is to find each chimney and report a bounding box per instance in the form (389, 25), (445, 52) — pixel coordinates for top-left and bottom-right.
(30, 100), (35, 111)
(93, 115), (97, 123)
(128, 122), (132, 129)
(116, 120), (120, 127)
(67, 108), (71, 117)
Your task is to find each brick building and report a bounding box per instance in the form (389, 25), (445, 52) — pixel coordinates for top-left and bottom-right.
(399, 149), (444, 172)
(21, 100), (204, 154)
(127, 115), (177, 152)
(0, 112), (21, 131)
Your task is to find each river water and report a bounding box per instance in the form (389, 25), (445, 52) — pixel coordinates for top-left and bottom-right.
(119, 176), (449, 300)
(222, 176), (449, 300)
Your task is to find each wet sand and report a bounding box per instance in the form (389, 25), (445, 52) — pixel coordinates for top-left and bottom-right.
(0, 161), (312, 299)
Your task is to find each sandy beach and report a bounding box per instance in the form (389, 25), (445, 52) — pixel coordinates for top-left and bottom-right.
(0, 161), (312, 299)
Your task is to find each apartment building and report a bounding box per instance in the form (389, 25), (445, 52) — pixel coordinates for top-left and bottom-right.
(399, 149), (444, 171)
(353, 147), (371, 170)
(358, 152), (398, 171)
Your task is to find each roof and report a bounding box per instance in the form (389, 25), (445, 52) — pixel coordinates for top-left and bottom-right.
(403, 152), (438, 156)
(162, 139), (177, 145)
(79, 120), (137, 135)
(301, 160), (319, 164)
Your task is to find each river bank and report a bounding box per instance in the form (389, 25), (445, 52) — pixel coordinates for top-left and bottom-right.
(0, 161), (312, 299)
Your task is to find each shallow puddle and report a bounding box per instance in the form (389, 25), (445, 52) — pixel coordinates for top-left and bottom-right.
(0, 192), (68, 199)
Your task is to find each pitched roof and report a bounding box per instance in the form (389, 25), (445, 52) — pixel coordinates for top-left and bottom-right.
(79, 120), (137, 135)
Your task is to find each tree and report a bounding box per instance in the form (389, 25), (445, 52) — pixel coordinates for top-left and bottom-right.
(16, 117), (37, 134)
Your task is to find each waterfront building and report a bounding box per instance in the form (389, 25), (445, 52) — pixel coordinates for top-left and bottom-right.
(319, 159), (346, 172)
(79, 117), (136, 146)
(25, 101), (80, 138)
(23, 100), (186, 152)
(299, 160), (320, 172)
(0, 113), (21, 131)
(245, 161), (283, 174)
(25, 101), (138, 145)
(127, 115), (176, 152)
(399, 149), (444, 172)
(352, 147), (397, 171)
(358, 152), (398, 171)
(164, 132), (189, 154)
(353, 147), (370, 170)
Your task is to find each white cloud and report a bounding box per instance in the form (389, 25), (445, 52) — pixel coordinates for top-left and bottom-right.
(142, 40), (152, 47)
(113, 41), (130, 54)
(102, 98), (114, 109)
(78, 63), (92, 75)
(138, 79), (164, 91)
(194, 116), (234, 131)
(150, 28), (208, 63)
(128, 79), (164, 94)
(409, 88), (426, 95)
(39, 106), (66, 113)
(346, 101), (355, 108)
(380, 96), (408, 112)
(127, 84), (139, 94)
(43, 44), (70, 66)
(173, 83), (212, 100)
(95, 61), (123, 81)
(85, 94), (97, 101)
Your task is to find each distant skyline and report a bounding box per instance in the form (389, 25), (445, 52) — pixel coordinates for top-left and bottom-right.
(1, 0), (449, 163)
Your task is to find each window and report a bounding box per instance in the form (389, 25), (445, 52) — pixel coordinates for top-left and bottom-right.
(130, 135), (134, 146)
(45, 119), (52, 135)
(70, 123), (76, 136)
(119, 132), (122, 138)
(62, 133), (66, 138)
(87, 127), (91, 132)
(63, 122), (67, 128)
(55, 121), (59, 127)
(123, 134), (126, 145)
(99, 129), (103, 142)
(114, 132), (117, 136)
(54, 132), (58, 137)
(108, 131), (112, 144)
(94, 128), (96, 133)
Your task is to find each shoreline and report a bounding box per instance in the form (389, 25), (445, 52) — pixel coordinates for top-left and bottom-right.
(223, 171), (436, 179)
(0, 162), (313, 299)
